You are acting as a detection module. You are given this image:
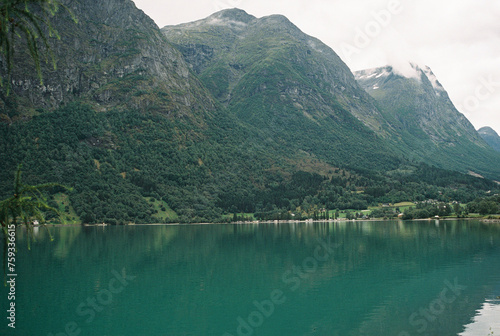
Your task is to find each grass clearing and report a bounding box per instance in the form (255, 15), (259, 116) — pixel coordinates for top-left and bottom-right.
(146, 197), (179, 222)
(53, 193), (81, 224)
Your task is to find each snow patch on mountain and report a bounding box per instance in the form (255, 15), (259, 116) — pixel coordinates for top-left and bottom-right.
(354, 67), (390, 81)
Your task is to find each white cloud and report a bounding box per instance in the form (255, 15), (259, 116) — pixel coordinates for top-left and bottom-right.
(132, 0), (500, 133)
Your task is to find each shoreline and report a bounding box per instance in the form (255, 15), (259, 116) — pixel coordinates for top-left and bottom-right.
(37, 216), (500, 227)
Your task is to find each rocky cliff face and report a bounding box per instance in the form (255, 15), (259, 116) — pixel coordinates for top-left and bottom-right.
(1, 0), (216, 121)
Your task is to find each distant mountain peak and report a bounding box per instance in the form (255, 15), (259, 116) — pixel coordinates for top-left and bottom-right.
(479, 126), (499, 136)
(354, 63), (445, 96)
(207, 8), (256, 27)
(162, 8), (256, 31)
(478, 126), (500, 152)
(259, 13), (293, 24)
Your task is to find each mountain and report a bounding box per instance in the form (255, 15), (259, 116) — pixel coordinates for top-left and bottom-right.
(478, 126), (500, 152)
(354, 64), (500, 179)
(0, 4), (497, 224)
(162, 9), (400, 170)
(0, 0), (276, 223)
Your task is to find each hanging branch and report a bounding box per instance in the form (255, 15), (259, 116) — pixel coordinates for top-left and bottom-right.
(1, 164), (71, 277)
(0, 0), (76, 94)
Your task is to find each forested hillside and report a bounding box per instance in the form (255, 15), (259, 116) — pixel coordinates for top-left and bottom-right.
(1, 102), (496, 223)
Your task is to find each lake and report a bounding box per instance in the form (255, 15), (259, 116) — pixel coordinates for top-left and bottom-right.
(2, 220), (500, 336)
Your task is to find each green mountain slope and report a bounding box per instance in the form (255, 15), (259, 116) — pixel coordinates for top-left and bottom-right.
(478, 126), (500, 152)
(162, 9), (400, 170)
(354, 65), (500, 179)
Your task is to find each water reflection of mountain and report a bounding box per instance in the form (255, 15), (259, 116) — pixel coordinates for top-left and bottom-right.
(459, 283), (500, 336)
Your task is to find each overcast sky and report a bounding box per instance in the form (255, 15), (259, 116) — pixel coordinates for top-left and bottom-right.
(132, 0), (500, 133)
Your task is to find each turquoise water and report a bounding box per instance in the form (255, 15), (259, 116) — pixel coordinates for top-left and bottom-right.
(2, 220), (500, 336)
